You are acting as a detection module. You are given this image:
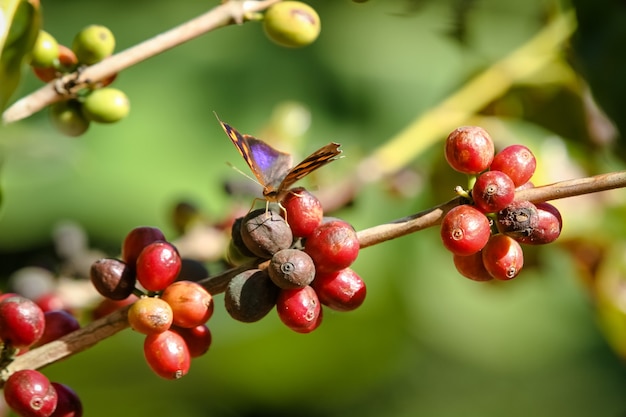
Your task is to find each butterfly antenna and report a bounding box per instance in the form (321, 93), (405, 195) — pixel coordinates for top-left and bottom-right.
(226, 162), (263, 188)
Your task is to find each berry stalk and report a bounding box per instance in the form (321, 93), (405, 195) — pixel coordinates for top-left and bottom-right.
(2, 0), (282, 124)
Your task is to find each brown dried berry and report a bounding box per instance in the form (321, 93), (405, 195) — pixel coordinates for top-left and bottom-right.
(515, 202), (562, 245)
(240, 209), (293, 258)
(90, 258), (136, 300)
(230, 216), (256, 258)
(268, 248), (316, 289)
(224, 269), (279, 323)
(496, 201), (539, 238)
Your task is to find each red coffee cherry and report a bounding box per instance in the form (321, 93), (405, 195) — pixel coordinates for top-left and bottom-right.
(268, 248), (316, 289)
(312, 268), (366, 311)
(4, 369), (58, 417)
(160, 281), (214, 328)
(224, 269), (279, 323)
(276, 286), (322, 333)
(0, 296), (45, 349)
(490, 144), (536, 187)
(471, 170), (515, 213)
(128, 297), (173, 335)
(482, 234), (524, 280)
(121, 226), (166, 267)
(440, 205), (491, 256)
(50, 382), (83, 417)
(515, 202), (562, 245)
(281, 187), (323, 238)
(172, 324), (212, 358)
(452, 252), (493, 281)
(304, 219), (359, 274)
(34, 293), (66, 313)
(136, 241), (182, 292)
(143, 330), (191, 380)
(444, 126), (494, 174)
(36, 310), (80, 346)
(90, 258), (136, 300)
(240, 209), (293, 258)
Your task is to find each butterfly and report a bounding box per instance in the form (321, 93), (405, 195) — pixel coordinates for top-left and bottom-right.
(217, 115), (342, 206)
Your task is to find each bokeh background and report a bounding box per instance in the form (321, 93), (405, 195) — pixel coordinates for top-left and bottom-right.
(3, 0), (626, 416)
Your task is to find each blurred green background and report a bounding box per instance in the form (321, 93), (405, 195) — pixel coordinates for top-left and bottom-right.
(3, 0), (626, 416)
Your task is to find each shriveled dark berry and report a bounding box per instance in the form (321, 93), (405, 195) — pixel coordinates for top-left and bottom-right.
(515, 202), (562, 245)
(90, 258), (136, 300)
(240, 209), (293, 258)
(496, 200), (539, 238)
(224, 269), (279, 323)
(230, 216), (256, 258)
(268, 248), (316, 289)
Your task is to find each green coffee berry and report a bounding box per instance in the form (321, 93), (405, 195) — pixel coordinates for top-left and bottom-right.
(72, 25), (115, 65)
(30, 31), (60, 67)
(50, 100), (90, 137)
(82, 88), (130, 124)
(263, 1), (321, 48)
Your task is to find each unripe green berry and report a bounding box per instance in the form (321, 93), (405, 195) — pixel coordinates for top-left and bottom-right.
(50, 100), (90, 137)
(72, 24), (115, 65)
(82, 87), (130, 123)
(30, 30), (59, 67)
(263, 1), (321, 48)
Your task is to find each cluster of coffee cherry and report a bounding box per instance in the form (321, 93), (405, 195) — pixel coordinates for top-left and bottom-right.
(89, 227), (213, 380)
(29, 25), (129, 136)
(441, 126), (563, 281)
(225, 187), (365, 333)
(0, 294), (83, 416)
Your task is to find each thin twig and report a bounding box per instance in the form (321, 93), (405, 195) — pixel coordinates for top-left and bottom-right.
(1, 0), (281, 124)
(2, 169), (625, 381)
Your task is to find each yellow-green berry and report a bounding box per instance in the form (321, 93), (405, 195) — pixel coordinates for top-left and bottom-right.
(72, 25), (115, 65)
(50, 100), (90, 137)
(30, 31), (59, 67)
(263, 1), (321, 48)
(82, 88), (130, 123)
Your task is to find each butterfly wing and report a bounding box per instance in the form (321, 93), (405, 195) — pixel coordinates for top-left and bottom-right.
(219, 119), (293, 191)
(277, 142), (342, 191)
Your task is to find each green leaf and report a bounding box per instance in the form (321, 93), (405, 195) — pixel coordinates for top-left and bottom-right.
(0, 0), (41, 111)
